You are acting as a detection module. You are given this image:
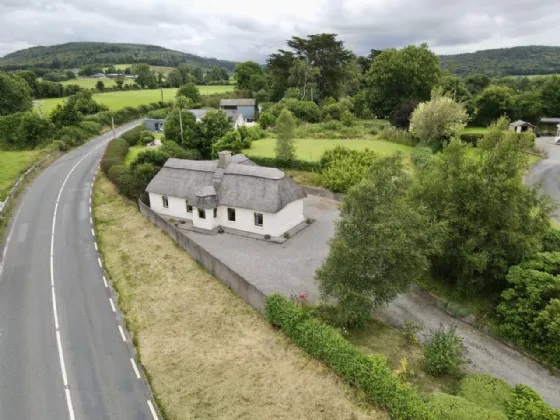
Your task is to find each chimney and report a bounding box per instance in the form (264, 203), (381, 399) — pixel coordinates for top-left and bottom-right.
(218, 151), (232, 168)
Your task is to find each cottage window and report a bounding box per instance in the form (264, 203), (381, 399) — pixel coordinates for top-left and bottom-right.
(254, 213), (263, 227)
(162, 196), (169, 208)
(198, 209), (206, 219)
(214, 208), (218, 218)
(227, 208), (236, 222)
(186, 203), (193, 213)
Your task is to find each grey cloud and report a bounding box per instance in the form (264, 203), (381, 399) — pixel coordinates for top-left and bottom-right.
(1, 0), (560, 61)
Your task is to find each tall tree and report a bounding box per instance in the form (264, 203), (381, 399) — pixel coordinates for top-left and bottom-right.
(366, 44), (440, 118)
(540, 74), (560, 117)
(266, 50), (296, 101)
(234, 61), (264, 90)
(514, 90), (543, 124)
(275, 109), (296, 162)
(464, 73), (491, 95)
(287, 33), (354, 99)
(316, 153), (442, 328)
(176, 83), (201, 104)
(195, 110), (232, 159)
(167, 68), (184, 87)
(474, 85), (516, 126)
(0, 73), (33, 116)
(133, 63), (156, 88)
(412, 121), (553, 294)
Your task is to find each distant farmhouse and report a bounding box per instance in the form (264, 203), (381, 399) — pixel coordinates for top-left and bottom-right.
(146, 152), (307, 237)
(144, 108), (246, 133)
(220, 99), (257, 123)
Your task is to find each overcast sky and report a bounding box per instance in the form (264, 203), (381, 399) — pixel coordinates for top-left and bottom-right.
(2, 0), (560, 61)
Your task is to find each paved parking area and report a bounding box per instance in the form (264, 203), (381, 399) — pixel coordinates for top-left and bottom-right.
(184, 195), (340, 300)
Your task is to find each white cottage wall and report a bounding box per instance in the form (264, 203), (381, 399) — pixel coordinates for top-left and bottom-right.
(149, 193), (193, 220)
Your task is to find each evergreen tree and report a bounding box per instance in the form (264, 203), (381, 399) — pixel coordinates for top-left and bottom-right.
(275, 109), (296, 162)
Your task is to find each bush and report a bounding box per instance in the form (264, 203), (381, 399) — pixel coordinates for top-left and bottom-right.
(422, 325), (469, 377)
(212, 131), (245, 158)
(457, 374), (512, 413)
(381, 126), (419, 146)
(101, 137), (129, 174)
(140, 131), (155, 146)
(147, 108), (168, 119)
(411, 146), (433, 169)
(258, 111), (276, 129)
(321, 102), (347, 122)
(506, 385), (560, 420)
(79, 121), (101, 135)
(426, 393), (507, 420)
(159, 141), (200, 160)
(460, 133), (484, 146)
(120, 125), (146, 147)
(497, 266), (560, 367)
(56, 126), (90, 147)
(248, 155), (321, 172)
(320, 145), (379, 193)
(542, 228), (560, 252)
(265, 294), (434, 420)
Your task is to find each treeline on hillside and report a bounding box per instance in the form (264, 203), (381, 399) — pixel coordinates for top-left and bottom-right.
(440, 46), (560, 77)
(0, 42), (237, 72)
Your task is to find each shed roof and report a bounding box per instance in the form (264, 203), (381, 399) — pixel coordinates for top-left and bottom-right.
(186, 108), (243, 123)
(540, 117), (560, 124)
(510, 120), (535, 127)
(146, 154), (306, 212)
(219, 99), (256, 106)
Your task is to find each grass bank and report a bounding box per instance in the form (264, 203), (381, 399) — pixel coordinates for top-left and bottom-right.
(245, 138), (413, 161)
(0, 150), (44, 201)
(93, 174), (384, 420)
(38, 85), (235, 114)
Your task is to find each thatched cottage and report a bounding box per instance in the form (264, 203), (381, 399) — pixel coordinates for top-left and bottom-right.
(145, 152), (307, 237)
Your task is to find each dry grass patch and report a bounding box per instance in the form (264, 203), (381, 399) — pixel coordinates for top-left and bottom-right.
(93, 174), (384, 420)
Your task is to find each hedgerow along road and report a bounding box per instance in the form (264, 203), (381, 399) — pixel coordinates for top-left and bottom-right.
(0, 121), (159, 420)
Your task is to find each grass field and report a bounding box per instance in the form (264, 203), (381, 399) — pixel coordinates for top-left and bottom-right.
(0, 150), (41, 201)
(38, 85), (235, 114)
(245, 138), (414, 161)
(463, 127), (490, 134)
(124, 145), (146, 166)
(60, 78), (135, 89)
(93, 174), (383, 420)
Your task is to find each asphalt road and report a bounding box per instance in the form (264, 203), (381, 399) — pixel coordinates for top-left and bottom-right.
(526, 137), (560, 221)
(0, 121), (158, 420)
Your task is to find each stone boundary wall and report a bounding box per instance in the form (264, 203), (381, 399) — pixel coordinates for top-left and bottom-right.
(0, 151), (58, 215)
(138, 200), (267, 313)
(303, 186), (344, 202)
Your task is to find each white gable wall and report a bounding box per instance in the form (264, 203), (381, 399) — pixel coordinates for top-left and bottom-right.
(148, 192), (304, 237)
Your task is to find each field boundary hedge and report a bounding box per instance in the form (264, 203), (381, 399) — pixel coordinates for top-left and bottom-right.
(265, 294), (435, 419)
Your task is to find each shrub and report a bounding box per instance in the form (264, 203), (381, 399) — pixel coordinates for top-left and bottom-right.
(496, 266), (560, 367)
(120, 125), (146, 147)
(79, 121), (101, 135)
(381, 126), (419, 146)
(258, 111), (276, 129)
(422, 325), (469, 376)
(426, 393), (508, 420)
(247, 155), (321, 172)
(56, 126), (89, 147)
(457, 374), (512, 413)
(542, 228), (560, 252)
(460, 133), (484, 146)
(101, 137), (129, 174)
(320, 145), (378, 193)
(410, 146), (433, 169)
(159, 141), (200, 160)
(147, 108), (168, 119)
(212, 131), (245, 158)
(265, 294), (434, 420)
(140, 131), (155, 146)
(321, 102), (347, 122)
(506, 385), (560, 420)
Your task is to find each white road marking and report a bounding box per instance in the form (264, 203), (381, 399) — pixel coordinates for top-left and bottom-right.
(130, 358), (141, 379)
(0, 202), (25, 279)
(91, 228), (95, 236)
(109, 298), (116, 313)
(94, 242), (98, 251)
(102, 276), (108, 287)
(89, 197), (91, 204)
(118, 325), (126, 341)
(147, 400), (158, 419)
(97, 257), (102, 267)
(89, 206), (91, 213)
(89, 217), (92, 224)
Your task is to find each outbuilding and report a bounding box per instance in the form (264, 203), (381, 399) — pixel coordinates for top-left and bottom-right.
(145, 152), (307, 238)
(145, 118), (165, 132)
(220, 99), (257, 123)
(509, 120), (535, 133)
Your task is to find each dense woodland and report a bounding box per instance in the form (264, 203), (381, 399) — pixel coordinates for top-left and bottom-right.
(0, 42), (237, 73)
(440, 45), (560, 77)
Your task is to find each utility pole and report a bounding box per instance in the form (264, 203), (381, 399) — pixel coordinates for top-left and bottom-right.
(160, 87), (164, 103)
(111, 116), (116, 139)
(179, 109), (184, 144)
(34, 101), (44, 120)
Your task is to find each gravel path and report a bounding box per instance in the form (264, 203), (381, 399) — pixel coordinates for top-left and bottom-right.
(183, 183), (560, 408)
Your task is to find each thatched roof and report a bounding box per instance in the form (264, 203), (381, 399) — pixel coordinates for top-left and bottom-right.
(146, 154), (307, 212)
(220, 99), (256, 106)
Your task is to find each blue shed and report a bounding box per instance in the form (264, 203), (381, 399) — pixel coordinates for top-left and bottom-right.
(145, 118), (165, 132)
(220, 99), (256, 122)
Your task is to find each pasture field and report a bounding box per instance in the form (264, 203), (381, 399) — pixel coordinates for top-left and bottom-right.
(60, 78), (135, 89)
(244, 137), (414, 161)
(93, 174), (383, 420)
(463, 127), (490, 134)
(0, 150), (41, 201)
(38, 85), (235, 114)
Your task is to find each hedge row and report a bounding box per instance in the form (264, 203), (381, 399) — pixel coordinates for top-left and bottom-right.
(248, 155), (322, 172)
(265, 294), (434, 419)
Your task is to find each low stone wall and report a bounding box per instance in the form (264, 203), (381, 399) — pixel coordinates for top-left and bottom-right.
(0, 151), (58, 216)
(138, 200), (267, 313)
(303, 186), (344, 202)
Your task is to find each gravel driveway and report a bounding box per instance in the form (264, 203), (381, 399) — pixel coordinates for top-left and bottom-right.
(526, 137), (560, 221)
(184, 188), (560, 408)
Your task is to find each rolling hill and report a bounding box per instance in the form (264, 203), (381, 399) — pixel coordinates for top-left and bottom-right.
(440, 46), (560, 78)
(0, 42), (237, 71)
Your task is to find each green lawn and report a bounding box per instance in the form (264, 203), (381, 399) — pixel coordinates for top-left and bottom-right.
(0, 150), (41, 201)
(38, 85), (235, 114)
(245, 138), (414, 161)
(463, 127), (489, 134)
(61, 78), (135, 89)
(124, 145), (147, 166)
